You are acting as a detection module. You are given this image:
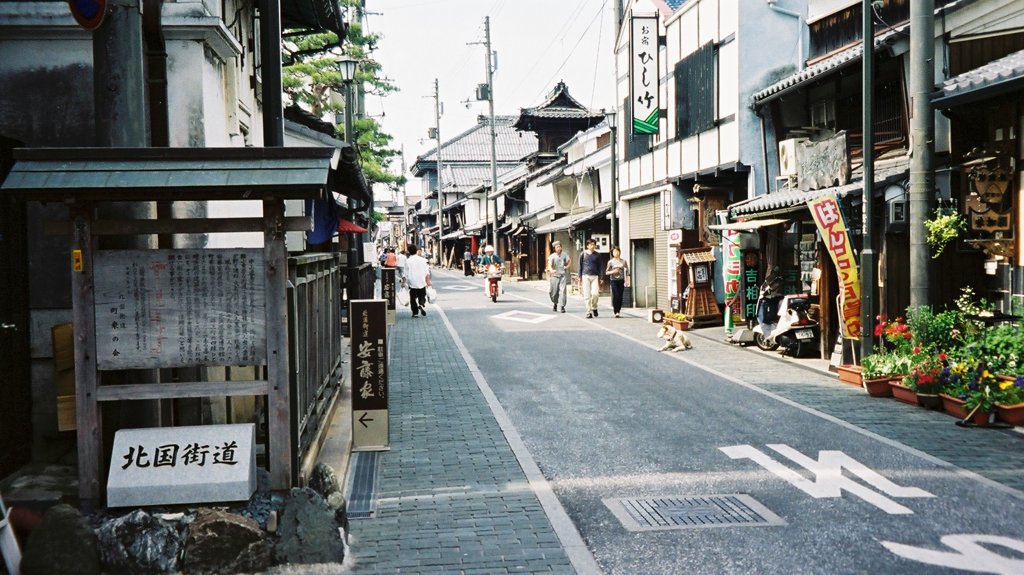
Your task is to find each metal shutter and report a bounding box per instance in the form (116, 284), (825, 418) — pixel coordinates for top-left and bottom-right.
(629, 195), (656, 238)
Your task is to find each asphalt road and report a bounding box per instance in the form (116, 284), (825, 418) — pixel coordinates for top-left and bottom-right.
(432, 270), (1024, 575)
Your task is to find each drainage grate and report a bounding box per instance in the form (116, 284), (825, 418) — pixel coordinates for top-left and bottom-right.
(603, 494), (786, 532)
(345, 451), (382, 519)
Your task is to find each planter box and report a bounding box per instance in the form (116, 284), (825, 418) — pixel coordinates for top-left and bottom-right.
(863, 377), (895, 397)
(996, 403), (1024, 426)
(916, 393), (943, 410)
(939, 394), (990, 425)
(836, 364), (863, 386)
(664, 319), (690, 331)
(890, 381), (920, 405)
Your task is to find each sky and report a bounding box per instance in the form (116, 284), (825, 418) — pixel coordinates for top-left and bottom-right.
(364, 0), (619, 201)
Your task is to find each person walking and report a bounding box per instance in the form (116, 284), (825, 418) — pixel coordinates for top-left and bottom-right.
(396, 248), (408, 283)
(463, 247), (475, 276)
(605, 245), (630, 318)
(405, 244), (431, 317)
(578, 238), (602, 318)
(546, 240), (570, 313)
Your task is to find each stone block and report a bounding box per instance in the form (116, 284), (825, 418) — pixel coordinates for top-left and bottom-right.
(107, 424), (256, 508)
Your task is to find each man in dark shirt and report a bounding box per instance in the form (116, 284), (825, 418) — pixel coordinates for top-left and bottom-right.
(579, 238), (602, 318)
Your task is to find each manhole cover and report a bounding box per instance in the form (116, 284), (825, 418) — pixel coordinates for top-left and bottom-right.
(603, 494), (786, 531)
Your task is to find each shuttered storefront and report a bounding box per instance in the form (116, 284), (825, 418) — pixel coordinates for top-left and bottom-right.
(628, 194), (670, 309)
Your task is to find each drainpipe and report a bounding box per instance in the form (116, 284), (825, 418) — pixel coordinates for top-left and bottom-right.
(766, 0), (804, 71)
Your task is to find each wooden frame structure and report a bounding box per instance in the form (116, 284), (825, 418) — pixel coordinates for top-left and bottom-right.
(1, 146), (344, 505)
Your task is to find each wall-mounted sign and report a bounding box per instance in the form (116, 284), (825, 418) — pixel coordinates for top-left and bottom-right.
(94, 249), (266, 369)
(630, 15), (659, 135)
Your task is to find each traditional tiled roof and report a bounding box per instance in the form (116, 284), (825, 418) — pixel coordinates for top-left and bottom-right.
(933, 48), (1024, 108)
(513, 81), (605, 130)
(413, 116), (538, 172)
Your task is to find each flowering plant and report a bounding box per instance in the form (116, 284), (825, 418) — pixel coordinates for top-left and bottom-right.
(904, 353), (947, 394)
(862, 351), (913, 380)
(941, 358), (1000, 412)
(874, 315), (916, 357)
(995, 376), (1024, 406)
(923, 208), (966, 258)
(664, 312), (688, 322)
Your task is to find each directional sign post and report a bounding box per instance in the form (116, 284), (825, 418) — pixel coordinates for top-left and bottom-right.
(350, 299), (389, 450)
(381, 268), (396, 326)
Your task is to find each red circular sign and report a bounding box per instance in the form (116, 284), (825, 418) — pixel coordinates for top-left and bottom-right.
(68, 0), (107, 30)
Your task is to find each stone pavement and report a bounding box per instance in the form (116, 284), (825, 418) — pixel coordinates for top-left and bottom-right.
(332, 271), (1024, 574)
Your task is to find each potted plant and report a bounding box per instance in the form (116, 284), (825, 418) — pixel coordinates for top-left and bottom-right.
(901, 355), (947, 409)
(663, 312), (690, 331)
(860, 352), (912, 397)
(923, 207), (966, 259)
(994, 375), (1024, 425)
(939, 360), (996, 425)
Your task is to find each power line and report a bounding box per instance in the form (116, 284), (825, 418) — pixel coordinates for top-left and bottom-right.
(509, 0), (590, 102)
(588, 2), (606, 109)
(529, 0), (609, 104)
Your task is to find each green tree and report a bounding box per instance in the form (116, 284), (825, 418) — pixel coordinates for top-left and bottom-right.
(282, 0), (405, 192)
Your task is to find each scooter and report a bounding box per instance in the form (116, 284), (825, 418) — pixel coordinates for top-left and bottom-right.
(769, 295), (820, 357)
(485, 263), (502, 302)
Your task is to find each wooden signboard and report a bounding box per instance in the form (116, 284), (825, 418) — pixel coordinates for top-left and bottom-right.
(381, 268), (397, 325)
(93, 249), (266, 369)
(350, 299), (389, 450)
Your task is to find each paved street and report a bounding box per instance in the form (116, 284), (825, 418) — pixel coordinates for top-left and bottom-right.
(342, 269), (1024, 574)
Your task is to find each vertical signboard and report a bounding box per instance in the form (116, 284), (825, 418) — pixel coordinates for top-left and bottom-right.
(720, 212), (743, 336)
(741, 250), (760, 322)
(381, 268), (396, 325)
(807, 195), (861, 339)
(350, 300), (389, 450)
(630, 14), (659, 135)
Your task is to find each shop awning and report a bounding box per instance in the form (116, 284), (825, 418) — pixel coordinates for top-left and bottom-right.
(337, 218), (367, 233)
(933, 48), (1024, 109)
(730, 160), (909, 218)
(534, 206), (610, 234)
(441, 230), (464, 240)
(708, 218), (790, 232)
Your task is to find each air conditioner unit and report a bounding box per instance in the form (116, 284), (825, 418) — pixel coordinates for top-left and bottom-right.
(778, 138), (807, 176)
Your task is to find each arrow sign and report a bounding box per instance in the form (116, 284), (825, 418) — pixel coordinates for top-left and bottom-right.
(358, 412), (374, 428)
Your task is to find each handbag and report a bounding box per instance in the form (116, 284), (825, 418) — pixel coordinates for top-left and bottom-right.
(397, 287), (410, 307)
(425, 286), (437, 303)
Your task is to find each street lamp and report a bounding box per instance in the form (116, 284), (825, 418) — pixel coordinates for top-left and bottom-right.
(337, 53), (359, 265)
(604, 109), (618, 250)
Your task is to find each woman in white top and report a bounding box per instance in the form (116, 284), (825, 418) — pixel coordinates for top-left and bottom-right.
(605, 246), (630, 318)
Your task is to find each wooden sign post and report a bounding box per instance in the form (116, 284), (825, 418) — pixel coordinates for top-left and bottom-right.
(350, 300), (389, 450)
(381, 268), (397, 326)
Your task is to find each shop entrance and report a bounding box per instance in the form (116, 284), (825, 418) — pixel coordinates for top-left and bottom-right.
(632, 239), (656, 307)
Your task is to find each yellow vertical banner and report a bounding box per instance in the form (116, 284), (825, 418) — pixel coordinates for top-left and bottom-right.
(807, 195), (861, 339)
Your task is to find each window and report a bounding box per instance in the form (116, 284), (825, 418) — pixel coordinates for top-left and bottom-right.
(675, 42), (716, 140)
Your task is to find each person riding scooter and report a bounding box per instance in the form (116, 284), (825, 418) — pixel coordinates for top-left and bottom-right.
(478, 245), (503, 301)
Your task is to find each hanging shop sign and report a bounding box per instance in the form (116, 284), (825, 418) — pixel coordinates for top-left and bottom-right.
(807, 195), (861, 339)
(630, 14), (659, 135)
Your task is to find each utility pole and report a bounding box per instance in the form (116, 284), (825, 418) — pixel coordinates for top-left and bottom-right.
(484, 16), (499, 252)
(433, 78), (444, 266)
(860, 0), (876, 359)
(909, 0), (935, 308)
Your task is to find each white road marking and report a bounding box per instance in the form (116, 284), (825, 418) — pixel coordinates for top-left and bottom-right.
(881, 534), (1024, 574)
(493, 310), (555, 324)
(720, 444), (934, 515)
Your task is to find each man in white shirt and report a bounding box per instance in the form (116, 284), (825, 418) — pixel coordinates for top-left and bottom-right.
(404, 244), (431, 317)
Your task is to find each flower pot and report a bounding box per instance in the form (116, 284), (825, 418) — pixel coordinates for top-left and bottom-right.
(916, 393), (943, 410)
(863, 377), (895, 397)
(939, 394), (990, 425)
(664, 319), (690, 331)
(995, 402), (1024, 426)
(889, 381), (919, 405)
(836, 364), (863, 386)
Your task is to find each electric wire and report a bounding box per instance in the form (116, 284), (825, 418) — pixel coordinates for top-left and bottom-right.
(509, 0), (591, 102)
(529, 0), (609, 104)
(588, 2), (606, 109)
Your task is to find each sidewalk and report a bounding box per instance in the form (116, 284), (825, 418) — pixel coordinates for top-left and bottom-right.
(324, 271), (1024, 574)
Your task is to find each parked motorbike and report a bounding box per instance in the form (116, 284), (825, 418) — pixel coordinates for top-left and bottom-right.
(769, 295), (820, 357)
(485, 263), (502, 302)
(751, 269), (783, 351)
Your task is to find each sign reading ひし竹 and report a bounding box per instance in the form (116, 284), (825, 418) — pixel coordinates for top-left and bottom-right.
(106, 423), (256, 507)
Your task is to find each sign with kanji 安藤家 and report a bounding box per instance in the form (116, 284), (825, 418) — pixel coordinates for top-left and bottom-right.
(350, 299), (389, 450)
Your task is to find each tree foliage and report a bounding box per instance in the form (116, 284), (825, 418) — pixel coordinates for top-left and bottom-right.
(282, 0), (405, 192)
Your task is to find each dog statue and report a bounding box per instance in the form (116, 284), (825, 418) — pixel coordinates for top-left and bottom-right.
(656, 323), (692, 352)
